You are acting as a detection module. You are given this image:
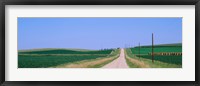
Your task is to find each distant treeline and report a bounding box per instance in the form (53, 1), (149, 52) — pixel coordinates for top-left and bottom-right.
(19, 49), (113, 54)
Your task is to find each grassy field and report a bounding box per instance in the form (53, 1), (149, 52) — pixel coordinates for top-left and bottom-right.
(126, 43), (182, 68)
(18, 49), (115, 68)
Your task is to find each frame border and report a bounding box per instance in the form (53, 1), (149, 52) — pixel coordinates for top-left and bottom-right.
(0, 0), (199, 86)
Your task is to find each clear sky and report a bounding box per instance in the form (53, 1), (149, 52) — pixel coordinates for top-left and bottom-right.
(18, 17), (182, 50)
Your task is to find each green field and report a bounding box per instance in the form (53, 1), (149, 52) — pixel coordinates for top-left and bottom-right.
(138, 55), (182, 65)
(18, 49), (114, 68)
(127, 43), (182, 67)
(131, 46), (182, 54)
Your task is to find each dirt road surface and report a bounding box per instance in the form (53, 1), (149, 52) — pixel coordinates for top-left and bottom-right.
(103, 48), (129, 68)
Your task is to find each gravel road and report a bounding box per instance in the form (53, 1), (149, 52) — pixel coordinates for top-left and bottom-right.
(103, 48), (129, 68)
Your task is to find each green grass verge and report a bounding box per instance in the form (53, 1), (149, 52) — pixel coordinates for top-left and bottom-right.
(125, 57), (140, 68)
(138, 57), (182, 68)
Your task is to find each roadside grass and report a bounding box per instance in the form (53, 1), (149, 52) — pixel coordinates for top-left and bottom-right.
(54, 49), (120, 68)
(125, 48), (181, 68)
(138, 57), (182, 68)
(54, 56), (117, 68)
(125, 57), (140, 68)
(125, 49), (149, 68)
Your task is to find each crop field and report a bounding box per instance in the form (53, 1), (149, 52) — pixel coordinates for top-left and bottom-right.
(131, 46), (182, 54)
(18, 49), (113, 68)
(128, 43), (182, 66)
(137, 55), (182, 65)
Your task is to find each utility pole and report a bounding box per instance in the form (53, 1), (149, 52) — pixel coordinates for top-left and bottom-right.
(139, 42), (140, 59)
(134, 48), (136, 58)
(152, 33), (154, 63)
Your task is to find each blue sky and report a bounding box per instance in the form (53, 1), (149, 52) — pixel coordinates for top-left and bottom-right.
(18, 17), (182, 50)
